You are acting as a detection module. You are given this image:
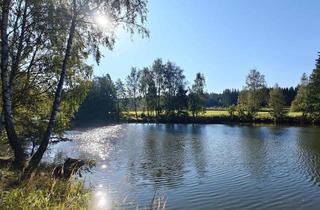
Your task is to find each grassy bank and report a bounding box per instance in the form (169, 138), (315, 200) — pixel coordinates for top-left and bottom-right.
(122, 109), (311, 125)
(0, 166), (167, 210)
(0, 166), (90, 210)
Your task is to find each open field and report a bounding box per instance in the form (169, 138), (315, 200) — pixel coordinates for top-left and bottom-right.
(124, 109), (303, 120)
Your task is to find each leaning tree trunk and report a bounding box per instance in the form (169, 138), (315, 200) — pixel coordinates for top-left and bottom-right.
(1, 0), (26, 167)
(24, 11), (77, 175)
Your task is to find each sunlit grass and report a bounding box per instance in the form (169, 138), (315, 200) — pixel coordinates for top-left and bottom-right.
(0, 166), (167, 210)
(124, 109), (303, 119)
(287, 111), (303, 117)
(0, 172), (90, 210)
(200, 110), (229, 116)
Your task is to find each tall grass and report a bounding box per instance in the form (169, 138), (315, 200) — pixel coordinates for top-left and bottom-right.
(124, 109), (303, 119)
(0, 172), (90, 210)
(0, 167), (167, 210)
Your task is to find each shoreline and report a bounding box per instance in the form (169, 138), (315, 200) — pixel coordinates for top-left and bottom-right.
(71, 115), (320, 129)
(123, 115), (318, 126)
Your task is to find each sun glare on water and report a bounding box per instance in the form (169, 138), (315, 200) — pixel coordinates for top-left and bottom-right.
(90, 189), (112, 210)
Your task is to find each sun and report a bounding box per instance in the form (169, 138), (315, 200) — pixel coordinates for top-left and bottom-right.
(94, 14), (112, 29)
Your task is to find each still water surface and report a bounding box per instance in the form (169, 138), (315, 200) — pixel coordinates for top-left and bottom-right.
(45, 124), (320, 209)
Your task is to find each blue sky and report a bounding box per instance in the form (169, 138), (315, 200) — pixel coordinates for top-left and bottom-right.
(91, 0), (320, 93)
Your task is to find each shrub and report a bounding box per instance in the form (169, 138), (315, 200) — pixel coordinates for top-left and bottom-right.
(228, 105), (236, 117)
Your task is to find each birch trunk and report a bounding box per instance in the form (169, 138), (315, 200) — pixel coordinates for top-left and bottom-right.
(25, 4), (77, 174)
(1, 0), (26, 167)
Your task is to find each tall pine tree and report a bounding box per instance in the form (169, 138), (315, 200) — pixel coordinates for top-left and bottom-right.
(307, 54), (320, 122)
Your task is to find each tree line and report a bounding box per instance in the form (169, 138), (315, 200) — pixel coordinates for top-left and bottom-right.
(76, 58), (207, 122)
(206, 87), (296, 108)
(76, 54), (320, 122)
(235, 56), (320, 122)
(76, 55), (320, 123)
(291, 59), (320, 122)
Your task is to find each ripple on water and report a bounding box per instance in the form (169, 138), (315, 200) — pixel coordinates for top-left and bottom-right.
(47, 124), (320, 209)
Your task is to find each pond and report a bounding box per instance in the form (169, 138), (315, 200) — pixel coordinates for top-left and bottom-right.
(45, 124), (320, 209)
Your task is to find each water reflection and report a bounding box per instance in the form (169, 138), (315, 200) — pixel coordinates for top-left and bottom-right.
(296, 127), (320, 185)
(135, 124), (188, 187)
(189, 125), (207, 177)
(238, 126), (271, 179)
(90, 185), (113, 210)
(46, 124), (320, 209)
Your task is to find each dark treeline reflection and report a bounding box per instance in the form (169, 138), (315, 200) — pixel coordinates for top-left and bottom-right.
(296, 127), (320, 185)
(126, 124), (208, 188)
(190, 125), (208, 178)
(238, 126), (270, 179)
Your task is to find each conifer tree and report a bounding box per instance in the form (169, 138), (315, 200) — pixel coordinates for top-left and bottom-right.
(307, 54), (320, 121)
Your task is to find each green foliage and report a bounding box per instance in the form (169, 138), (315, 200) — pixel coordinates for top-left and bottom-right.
(0, 0), (149, 169)
(0, 176), (90, 210)
(176, 86), (189, 113)
(238, 69), (267, 118)
(236, 103), (247, 119)
(115, 79), (127, 117)
(228, 105), (236, 117)
(126, 67), (140, 118)
(291, 73), (308, 115)
(189, 73), (206, 117)
(221, 89), (237, 107)
(75, 75), (117, 123)
(269, 84), (286, 120)
(306, 55), (320, 122)
(238, 90), (259, 117)
(162, 61), (186, 114)
(138, 67), (157, 116)
(9, 65), (92, 145)
(152, 58), (165, 115)
(281, 87), (297, 106)
(205, 89), (240, 107)
(245, 69), (266, 90)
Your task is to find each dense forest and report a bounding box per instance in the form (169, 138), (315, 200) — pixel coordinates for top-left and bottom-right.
(75, 56), (320, 124)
